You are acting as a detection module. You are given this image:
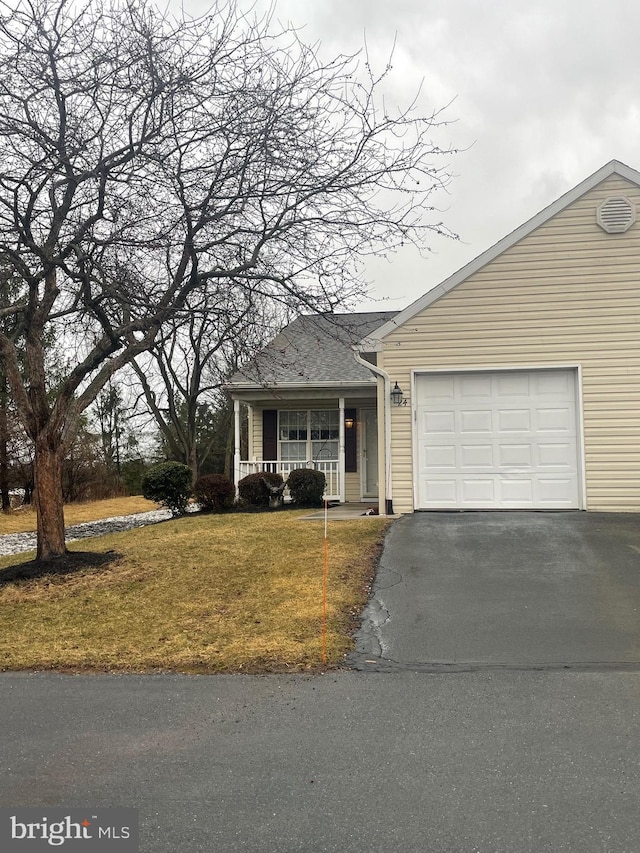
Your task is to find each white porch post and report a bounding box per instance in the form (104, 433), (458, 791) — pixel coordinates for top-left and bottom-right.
(233, 398), (241, 492)
(338, 397), (345, 503)
(247, 405), (254, 459)
(377, 376), (387, 517)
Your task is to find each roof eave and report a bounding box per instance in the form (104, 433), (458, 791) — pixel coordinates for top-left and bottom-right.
(226, 378), (377, 393)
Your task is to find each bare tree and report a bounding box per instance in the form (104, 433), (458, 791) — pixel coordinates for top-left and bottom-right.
(0, 0), (456, 560)
(131, 290), (288, 480)
(0, 266), (15, 510)
(93, 378), (129, 474)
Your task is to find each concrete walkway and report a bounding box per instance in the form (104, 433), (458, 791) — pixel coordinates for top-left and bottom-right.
(299, 502), (385, 520)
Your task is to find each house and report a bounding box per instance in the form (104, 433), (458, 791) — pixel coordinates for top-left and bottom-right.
(228, 159), (640, 514)
(227, 312), (398, 504)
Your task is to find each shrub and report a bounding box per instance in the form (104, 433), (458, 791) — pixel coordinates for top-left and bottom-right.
(286, 467), (326, 507)
(237, 471), (284, 507)
(193, 473), (235, 513)
(142, 461), (192, 516)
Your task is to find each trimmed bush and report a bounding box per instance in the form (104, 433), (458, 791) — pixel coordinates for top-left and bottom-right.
(193, 473), (235, 513)
(238, 471), (284, 507)
(142, 461), (192, 516)
(287, 467), (326, 507)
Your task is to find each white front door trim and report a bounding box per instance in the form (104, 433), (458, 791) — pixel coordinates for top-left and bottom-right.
(410, 364), (586, 510)
(360, 407), (378, 499)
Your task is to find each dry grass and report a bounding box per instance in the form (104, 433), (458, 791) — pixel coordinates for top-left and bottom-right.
(0, 496), (159, 534)
(0, 511), (391, 673)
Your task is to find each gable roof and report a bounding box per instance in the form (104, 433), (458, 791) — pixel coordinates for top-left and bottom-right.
(360, 159), (640, 349)
(228, 311), (398, 389)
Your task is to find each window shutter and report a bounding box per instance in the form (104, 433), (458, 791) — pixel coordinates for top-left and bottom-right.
(345, 408), (357, 473)
(262, 410), (278, 461)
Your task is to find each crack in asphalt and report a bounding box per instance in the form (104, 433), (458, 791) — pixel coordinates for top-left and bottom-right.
(350, 596), (391, 660)
(349, 540), (405, 663)
(347, 554), (403, 669)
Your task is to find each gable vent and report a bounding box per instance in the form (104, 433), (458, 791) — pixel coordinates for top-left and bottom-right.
(597, 195), (636, 233)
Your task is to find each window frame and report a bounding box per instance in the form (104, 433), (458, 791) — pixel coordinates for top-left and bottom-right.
(277, 409), (339, 463)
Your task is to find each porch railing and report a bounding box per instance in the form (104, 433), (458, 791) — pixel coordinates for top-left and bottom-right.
(236, 460), (340, 501)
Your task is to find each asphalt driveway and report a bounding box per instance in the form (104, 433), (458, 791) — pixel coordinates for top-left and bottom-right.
(351, 512), (640, 670)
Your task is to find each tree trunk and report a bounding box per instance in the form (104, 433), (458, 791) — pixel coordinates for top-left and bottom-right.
(33, 434), (66, 560)
(0, 373), (9, 511)
(188, 440), (199, 485)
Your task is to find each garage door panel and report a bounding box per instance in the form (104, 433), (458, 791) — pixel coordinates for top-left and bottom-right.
(498, 409), (531, 431)
(537, 442), (574, 467)
(424, 411), (455, 433)
(536, 371), (571, 394)
(460, 374), (492, 397)
(460, 410), (492, 432)
(462, 479), (495, 503)
(537, 477), (577, 503)
(497, 373), (530, 396)
(500, 479), (534, 502)
(427, 375), (456, 398)
(415, 369), (580, 509)
(499, 444), (532, 467)
(423, 480), (458, 504)
(423, 444), (456, 469)
(461, 444), (494, 467)
(536, 407), (572, 432)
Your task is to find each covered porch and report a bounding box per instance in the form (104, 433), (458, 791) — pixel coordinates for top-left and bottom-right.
(232, 391), (381, 504)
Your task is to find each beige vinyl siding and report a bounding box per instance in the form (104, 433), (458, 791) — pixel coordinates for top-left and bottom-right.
(382, 174), (640, 513)
(345, 473), (362, 502)
(251, 407), (262, 462)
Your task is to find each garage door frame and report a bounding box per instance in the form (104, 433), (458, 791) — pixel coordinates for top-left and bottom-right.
(411, 364), (586, 510)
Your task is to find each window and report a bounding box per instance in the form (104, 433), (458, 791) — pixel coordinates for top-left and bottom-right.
(311, 410), (339, 461)
(278, 410), (339, 462)
(279, 410), (307, 461)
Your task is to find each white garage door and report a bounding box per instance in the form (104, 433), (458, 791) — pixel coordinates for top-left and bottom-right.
(415, 369), (580, 509)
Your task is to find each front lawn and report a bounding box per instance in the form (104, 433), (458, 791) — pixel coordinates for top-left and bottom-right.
(0, 511), (390, 672)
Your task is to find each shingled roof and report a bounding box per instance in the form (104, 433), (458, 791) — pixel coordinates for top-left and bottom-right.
(228, 311), (398, 387)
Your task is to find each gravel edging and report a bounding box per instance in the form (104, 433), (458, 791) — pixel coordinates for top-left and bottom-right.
(0, 509), (173, 557)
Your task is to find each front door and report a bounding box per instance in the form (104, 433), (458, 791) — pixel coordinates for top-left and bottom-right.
(362, 408), (378, 498)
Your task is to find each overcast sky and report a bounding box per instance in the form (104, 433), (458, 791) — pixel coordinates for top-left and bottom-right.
(182, 0), (640, 312)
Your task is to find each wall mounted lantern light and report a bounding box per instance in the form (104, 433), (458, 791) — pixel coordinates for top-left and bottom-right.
(344, 416), (355, 429)
(391, 381), (407, 406)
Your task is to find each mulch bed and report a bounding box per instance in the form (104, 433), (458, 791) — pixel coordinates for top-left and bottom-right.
(0, 550), (122, 586)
